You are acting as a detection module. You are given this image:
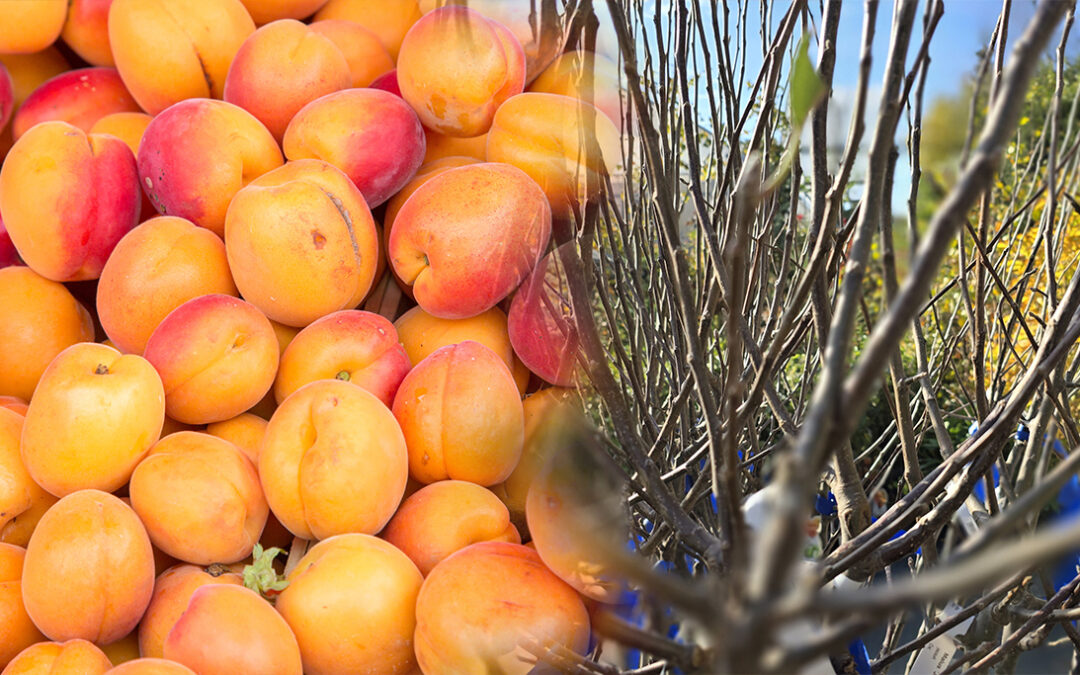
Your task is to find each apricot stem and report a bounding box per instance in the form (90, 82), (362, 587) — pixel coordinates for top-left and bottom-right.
(94, 364), (109, 375)
(335, 370), (351, 381)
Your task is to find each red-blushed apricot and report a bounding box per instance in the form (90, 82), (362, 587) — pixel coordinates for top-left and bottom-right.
(397, 7), (525, 137)
(0, 267), (94, 400)
(60, 0), (115, 66)
(130, 432), (268, 565)
(0, 217), (18, 269)
(22, 490), (155, 645)
(21, 343), (164, 496)
(0, 2), (67, 55)
(283, 88), (425, 208)
(392, 341), (523, 486)
(313, 0), (421, 60)
(225, 159), (379, 327)
(138, 98), (283, 238)
(12, 68), (140, 139)
(508, 245), (580, 386)
(383, 481), (519, 575)
(163, 584), (302, 675)
(487, 92), (621, 220)
(369, 69), (400, 96)
(309, 20), (392, 88)
(88, 111), (152, 154)
(144, 294), (279, 425)
(0, 409), (34, 534)
(260, 379), (408, 539)
(414, 542), (590, 674)
(2, 639), (112, 675)
(205, 413), (267, 465)
(0, 397), (27, 416)
(239, 0), (328, 24)
(393, 305), (528, 394)
(529, 50), (623, 128)
(138, 564), (243, 659)
(274, 310), (411, 406)
(384, 156), (479, 233)
(0, 543), (46, 669)
(0, 490), (57, 548)
(0, 49), (69, 111)
(97, 217), (238, 355)
(224, 20), (351, 141)
(422, 127), (487, 163)
(107, 659), (197, 675)
(108, 0), (255, 115)
(0, 122), (141, 281)
(0, 65), (11, 132)
(388, 162), (551, 319)
(276, 534), (423, 675)
(99, 632), (139, 666)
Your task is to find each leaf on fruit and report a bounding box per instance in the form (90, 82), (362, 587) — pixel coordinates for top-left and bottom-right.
(243, 543), (289, 600)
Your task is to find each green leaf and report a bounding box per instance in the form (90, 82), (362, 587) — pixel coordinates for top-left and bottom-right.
(789, 32), (826, 130)
(243, 543), (289, 600)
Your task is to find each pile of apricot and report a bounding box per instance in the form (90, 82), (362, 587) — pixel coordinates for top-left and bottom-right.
(0, 0), (625, 673)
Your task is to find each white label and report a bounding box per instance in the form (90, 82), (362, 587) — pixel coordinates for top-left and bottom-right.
(909, 634), (959, 675)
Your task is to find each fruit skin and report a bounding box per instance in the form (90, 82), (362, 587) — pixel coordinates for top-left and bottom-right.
(0, 490), (57, 548)
(60, 0), (116, 66)
(239, 0), (330, 25)
(137, 98), (283, 238)
(88, 111), (153, 153)
(0, 267), (94, 400)
(382, 480), (519, 575)
(383, 156), (479, 234)
(0, 49), (69, 112)
(0, 397), (27, 416)
(0, 121), (141, 282)
(106, 659), (197, 675)
(224, 159), (379, 327)
(143, 294), (279, 425)
(313, 0), (422, 60)
(0, 2), (67, 55)
(413, 541), (590, 675)
(2, 639), (113, 675)
(224, 20), (351, 142)
(260, 379), (408, 540)
(163, 584), (302, 675)
(309, 20), (392, 88)
(0, 543), (46, 669)
(397, 7), (525, 137)
(0, 409), (36, 534)
(508, 244), (580, 386)
(130, 431), (269, 565)
(108, 0), (256, 115)
(392, 341), (523, 486)
(22, 490), (156, 645)
(368, 69), (400, 96)
(422, 128), (487, 164)
(529, 51), (623, 129)
(276, 534), (423, 675)
(21, 342), (164, 497)
(274, 310), (411, 407)
(97, 216), (238, 355)
(283, 88), (426, 208)
(205, 413), (267, 465)
(137, 564), (244, 660)
(0, 65), (14, 133)
(388, 162), (551, 319)
(12, 68), (140, 140)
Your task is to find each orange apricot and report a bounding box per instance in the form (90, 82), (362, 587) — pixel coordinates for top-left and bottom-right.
(529, 50), (623, 128)
(22, 490), (155, 645)
(2, 639), (112, 675)
(205, 413), (267, 465)
(88, 111), (153, 154)
(106, 659), (197, 675)
(422, 128), (487, 163)
(0, 543), (46, 669)
(276, 534), (423, 675)
(383, 156), (479, 233)
(313, 0), (422, 60)
(0, 397), (27, 416)
(392, 341), (523, 486)
(0, 490), (57, 548)
(0, 2), (67, 56)
(239, 0), (329, 24)
(21, 343), (164, 496)
(99, 632), (140, 667)
(138, 564), (243, 660)
(60, 0), (115, 66)
(0, 409), (34, 534)
(12, 68), (139, 139)
(0, 49), (69, 112)
(309, 20), (393, 87)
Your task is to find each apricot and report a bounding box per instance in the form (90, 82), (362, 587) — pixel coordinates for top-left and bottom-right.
(205, 413), (267, 465)
(277, 534), (423, 675)
(487, 92), (621, 219)
(59, 0), (114, 66)
(108, 0), (255, 115)
(414, 542), (590, 675)
(383, 156), (479, 233)
(0, 543), (45, 669)
(130, 432), (268, 565)
(224, 20), (351, 141)
(529, 50), (623, 128)
(383, 481), (519, 575)
(0, 2), (67, 55)
(2, 640), (112, 675)
(163, 584), (302, 675)
(388, 162), (551, 319)
(97, 217), (238, 355)
(240, 0), (329, 24)
(99, 632), (140, 666)
(13, 68), (138, 142)
(0, 397), (27, 416)
(138, 98), (283, 238)
(0, 49), (69, 111)
(0, 217), (17, 269)
(88, 111), (152, 154)
(0, 267), (94, 400)
(369, 69), (400, 96)
(397, 7), (525, 137)
(143, 294), (279, 425)
(0, 409), (33, 532)
(392, 341), (523, 486)
(274, 310), (411, 406)
(0, 122), (141, 281)
(225, 159), (379, 326)
(21, 343), (164, 496)
(313, 0), (422, 60)
(422, 128), (487, 163)
(260, 379), (408, 539)
(283, 88), (425, 207)
(138, 563), (243, 660)
(270, 320), (300, 355)
(0, 66), (11, 132)
(106, 660), (197, 675)
(508, 245), (580, 386)
(0, 490), (57, 548)
(22, 490), (155, 644)
(309, 20), (393, 88)
(393, 305), (528, 394)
